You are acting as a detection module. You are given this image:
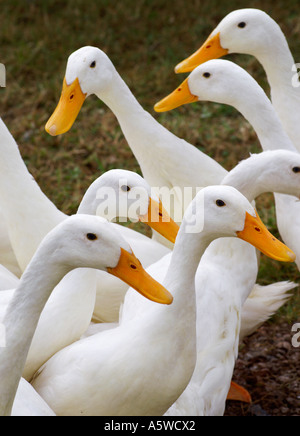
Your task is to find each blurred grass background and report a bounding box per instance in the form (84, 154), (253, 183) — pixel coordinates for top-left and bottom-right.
(0, 0), (299, 322)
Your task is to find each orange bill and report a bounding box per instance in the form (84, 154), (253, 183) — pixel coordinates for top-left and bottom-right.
(107, 248), (173, 305)
(45, 77), (87, 136)
(227, 381), (252, 403)
(237, 211), (296, 262)
(154, 77), (198, 113)
(139, 198), (179, 244)
(175, 32), (229, 74)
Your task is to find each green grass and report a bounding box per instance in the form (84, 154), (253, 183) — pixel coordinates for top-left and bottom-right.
(0, 0), (299, 322)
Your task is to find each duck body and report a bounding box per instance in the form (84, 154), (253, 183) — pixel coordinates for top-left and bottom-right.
(239, 280), (298, 341)
(166, 263), (240, 416)
(12, 379), (56, 416)
(32, 306), (196, 416)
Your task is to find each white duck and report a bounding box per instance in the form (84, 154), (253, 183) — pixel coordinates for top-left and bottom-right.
(120, 150), (298, 415)
(77, 168), (177, 322)
(0, 214), (172, 416)
(0, 169), (177, 381)
(174, 8), (300, 153)
(31, 186), (293, 416)
(45, 46), (227, 230)
(155, 59), (300, 271)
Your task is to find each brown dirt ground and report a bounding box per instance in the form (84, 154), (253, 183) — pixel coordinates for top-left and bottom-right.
(225, 322), (300, 416)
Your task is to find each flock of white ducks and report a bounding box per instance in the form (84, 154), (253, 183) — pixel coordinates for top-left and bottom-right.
(0, 8), (299, 416)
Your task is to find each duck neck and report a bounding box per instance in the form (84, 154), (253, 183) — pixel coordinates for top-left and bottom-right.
(95, 68), (227, 200)
(229, 80), (296, 153)
(96, 70), (159, 169)
(254, 26), (296, 91)
(147, 222), (214, 395)
(221, 173), (257, 203)
(164, 220), (213, 313)
(255, 33), (300, 150)
(0, 119), (64, 270)
(76, 180), (99, 215)
(0, 249), (71, 416)
(221, 155), (274, 202)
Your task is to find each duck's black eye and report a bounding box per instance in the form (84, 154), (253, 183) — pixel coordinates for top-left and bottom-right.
(90, 61), (96, 68)
(87, 233), (98, 241)
(216, 199), (226, 207)
(293, 166), (300, 173)
(203, 72), (211, 78)
(121, 185), (131, 192)
(238, 22), (246, 28)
